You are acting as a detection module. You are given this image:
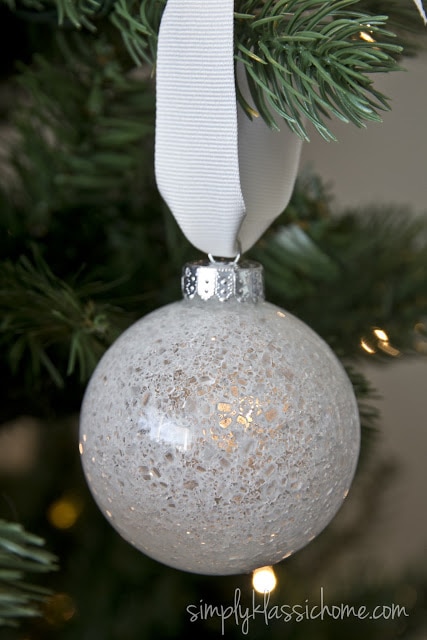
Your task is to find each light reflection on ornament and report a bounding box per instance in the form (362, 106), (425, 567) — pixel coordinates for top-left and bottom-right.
(252, 566), (277, 593)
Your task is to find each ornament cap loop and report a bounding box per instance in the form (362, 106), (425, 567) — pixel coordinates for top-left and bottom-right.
(182, 259), (264, 303)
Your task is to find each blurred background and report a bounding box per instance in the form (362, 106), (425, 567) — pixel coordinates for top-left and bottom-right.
(301, 50), (427, 579)
(0, 2), (426, 639)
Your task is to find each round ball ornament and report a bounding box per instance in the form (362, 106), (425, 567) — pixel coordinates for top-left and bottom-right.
(79, 260), (360, 575)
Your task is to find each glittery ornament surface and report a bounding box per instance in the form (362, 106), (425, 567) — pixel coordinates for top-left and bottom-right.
(80, 299), (360, 575)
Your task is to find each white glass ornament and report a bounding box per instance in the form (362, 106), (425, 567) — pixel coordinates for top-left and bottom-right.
(79, 260), (360, 575)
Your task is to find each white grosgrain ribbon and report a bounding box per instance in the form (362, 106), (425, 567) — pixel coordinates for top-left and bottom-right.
(155, 0), (303, 258)
(413, 0), (427, 24)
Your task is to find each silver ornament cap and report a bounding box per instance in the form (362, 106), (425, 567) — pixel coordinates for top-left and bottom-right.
(182, 259), (264, 303)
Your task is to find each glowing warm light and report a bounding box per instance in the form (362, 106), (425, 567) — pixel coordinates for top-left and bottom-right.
(414, 323), (427, 353)
(252, 566), (277, 593)
(378, 342), (400, 357)
(415, 342), (427, 354)
(396, 583), (418, 609)
(360, 339), (375, 354)
(359, 31), (375, 43)
(43, 593), (76, 626)
(47, 495), (82, 530)
(373, 328), (389, 342)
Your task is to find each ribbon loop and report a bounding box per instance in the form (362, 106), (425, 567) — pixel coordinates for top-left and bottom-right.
(155, 0), (303, 258)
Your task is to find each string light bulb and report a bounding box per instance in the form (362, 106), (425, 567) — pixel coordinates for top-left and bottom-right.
(47, 494), (83, 530)
(359, 31), (375, 43)
(360, 338), (376, 354)
(360, 327), (400, 358)
(373, 327), (389, 342)
(252, 566), (277, 593)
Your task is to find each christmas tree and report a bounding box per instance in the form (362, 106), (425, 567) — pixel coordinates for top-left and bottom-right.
(0, 1), (426, 638)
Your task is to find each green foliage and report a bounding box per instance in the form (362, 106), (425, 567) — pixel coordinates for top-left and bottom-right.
(109, 0), (404, 141)
(0, 250), (125, 387)
(0, 33), (193, 399)
(9, 32), (154, 220)
(0, 519), (57, 627)
(357, 0), (427, 54)
(235, 0), (402, 140)
(2, 0), (416, 140)
(3, 0), (104, 29)
(110, 0), (164, 65)
(253, 174), (427, 359)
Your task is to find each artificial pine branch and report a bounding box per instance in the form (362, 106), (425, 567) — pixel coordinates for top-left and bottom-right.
(0, 250), (124, 386)
(358, 0), (427, 37)
(110, 0), (163, 65)
(235, 0), (402, 140)
(3, 0), (104, 29)
(8, 32), (154, 217)
(2, 0), (414, 140)
(2, 165), (426, 399)
(251, 173), (427, 359)
(0, 519), (57, 627)
(110, 0), (403, 141)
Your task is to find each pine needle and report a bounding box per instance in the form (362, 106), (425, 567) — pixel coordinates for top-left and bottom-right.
(0, 520), (57, 627)
(4, 0), (422, 139)
(107, 0), (404, 140)
(0, 249), (124, 386)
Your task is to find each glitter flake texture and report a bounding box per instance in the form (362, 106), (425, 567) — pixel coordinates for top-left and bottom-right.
(80, 299), (360, 575)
